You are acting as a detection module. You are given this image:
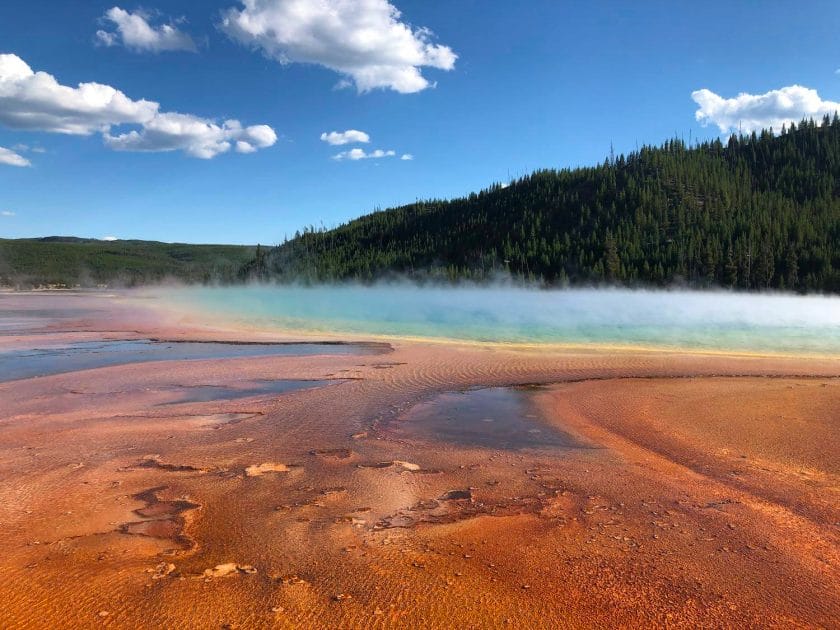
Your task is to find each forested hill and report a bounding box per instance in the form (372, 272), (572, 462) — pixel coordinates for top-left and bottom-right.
(253, 117), (840, 292)
(0, 238), (255, 288)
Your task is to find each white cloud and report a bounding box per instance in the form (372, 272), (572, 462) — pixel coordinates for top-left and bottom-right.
(220, 0), (457, 93)
(12, 143), (46, 154)
(1, 210), (16, 216)
(0, 145), (31, 167)
(235, 140), (257, 153)
(692, 85), (840, 134)
(96, 31), (117, 47)
(104, 113), (277, 159)
(320, 129), (370, 145)
(96, 7), (197, 53)
(0, 53), (276, 159)
(0, 53), (157, 135)
(332, 148), (396, 161)
(400, 153), (413, 160)
(101, 235), (118, 241)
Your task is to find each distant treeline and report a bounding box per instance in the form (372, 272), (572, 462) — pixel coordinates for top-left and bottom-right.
(250, 117), (840, 292)
(0, 237), (255, 288)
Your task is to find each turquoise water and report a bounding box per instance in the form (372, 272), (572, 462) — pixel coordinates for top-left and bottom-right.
(152, 286), (840, 355)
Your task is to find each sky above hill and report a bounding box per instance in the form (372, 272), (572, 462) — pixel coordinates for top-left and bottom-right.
(2, 0), (840, 244)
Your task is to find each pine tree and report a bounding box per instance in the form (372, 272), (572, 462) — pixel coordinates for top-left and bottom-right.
(251, 117), (840, 293)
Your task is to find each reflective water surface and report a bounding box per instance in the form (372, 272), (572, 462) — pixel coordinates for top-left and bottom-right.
(154, 286), (840, 355)
(390, 387), (588, 450)
(0, 339), (382, 382)
(157, 379), (336, 404)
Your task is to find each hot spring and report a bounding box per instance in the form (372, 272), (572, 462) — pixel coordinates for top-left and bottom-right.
(147, 285), (840, 356)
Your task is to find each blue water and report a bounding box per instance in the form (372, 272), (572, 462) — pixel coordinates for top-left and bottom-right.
(153, 286), (840, 356)
(0, 339), (383, 382)
(157, 380), (335, 405)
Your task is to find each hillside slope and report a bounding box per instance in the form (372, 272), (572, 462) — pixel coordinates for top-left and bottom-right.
(0, 237), (255, 287)
(257, 118), (840, 292)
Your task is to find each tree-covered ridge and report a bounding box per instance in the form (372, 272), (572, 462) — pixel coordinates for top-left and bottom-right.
(258, 117), (840, 292)
(0, 238), (255, 288)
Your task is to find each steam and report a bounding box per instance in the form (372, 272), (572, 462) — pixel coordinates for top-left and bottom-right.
(149, 284), (840, 355)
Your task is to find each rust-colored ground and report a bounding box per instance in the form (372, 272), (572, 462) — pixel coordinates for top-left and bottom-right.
(0, 292), (837, 628)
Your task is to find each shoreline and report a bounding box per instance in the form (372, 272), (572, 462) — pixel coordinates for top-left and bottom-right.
(0, 290), (837, 628)
(132, 289), (840, 361)
(6, 287), (840, 360)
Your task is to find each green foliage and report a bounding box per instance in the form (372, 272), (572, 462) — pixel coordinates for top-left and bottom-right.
(0, 237), (255, 287)
(261, 117), (840, 292)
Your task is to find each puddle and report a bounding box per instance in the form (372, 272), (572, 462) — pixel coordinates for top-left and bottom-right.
(0, 340), (387, 382)
(390, 387), (584, 450)
(157, 380), (335, 405)
(119, 486), (199, 550)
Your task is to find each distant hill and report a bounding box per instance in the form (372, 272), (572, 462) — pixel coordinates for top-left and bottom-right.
(254, 117), (840, 292)
(0, 237), (255, 288)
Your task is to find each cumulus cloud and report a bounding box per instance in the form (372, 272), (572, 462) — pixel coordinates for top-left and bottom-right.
(101, 236), (118, 241)
(1, 210), (17, 216)
(0, 53), (276, 158)
(400, 153), (413, 160)
(104, 113), (277, 159)
(220, 0), (457, 93)
(692, 85), (840, 134)
(96, 7), (197, 53)
(332, 148), (396, 160)
(320, 129), (370, 145)
(0, 53), (157, 135)
(0, 145), (31, 167)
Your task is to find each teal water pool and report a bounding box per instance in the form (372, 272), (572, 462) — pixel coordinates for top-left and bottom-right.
(150, 285), (840, 356)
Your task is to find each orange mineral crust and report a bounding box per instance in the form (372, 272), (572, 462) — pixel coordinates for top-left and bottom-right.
(0, 292), (837, 628)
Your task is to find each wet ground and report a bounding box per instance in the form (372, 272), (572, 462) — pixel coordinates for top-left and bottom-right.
(387, 386), (589, 450)
(0, 292), (838, 628)
(0, 297), (108, 332)
(155, 380), (337, 405)
(0, 339), (386, 382)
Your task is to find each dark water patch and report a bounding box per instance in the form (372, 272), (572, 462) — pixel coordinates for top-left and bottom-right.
(0, 339), (388, 382)
(135, 456), (208, 473)
(390, 387), (586, 451)
(150, 338), (390, 353)
(119, 486), (199, 550)
(439, 489), (473, 501)
(374, 495), (549, 530)
(157, 379), (335, 405)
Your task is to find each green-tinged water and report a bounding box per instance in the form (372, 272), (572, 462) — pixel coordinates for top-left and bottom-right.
(151, 286), (840, 355)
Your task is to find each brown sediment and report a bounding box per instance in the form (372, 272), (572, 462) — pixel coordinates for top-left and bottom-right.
(310, 448), (354, 459)
(0, 292), (838, 628)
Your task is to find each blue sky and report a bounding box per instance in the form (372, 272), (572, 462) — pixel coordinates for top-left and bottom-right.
(2, 0), (840, 244)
